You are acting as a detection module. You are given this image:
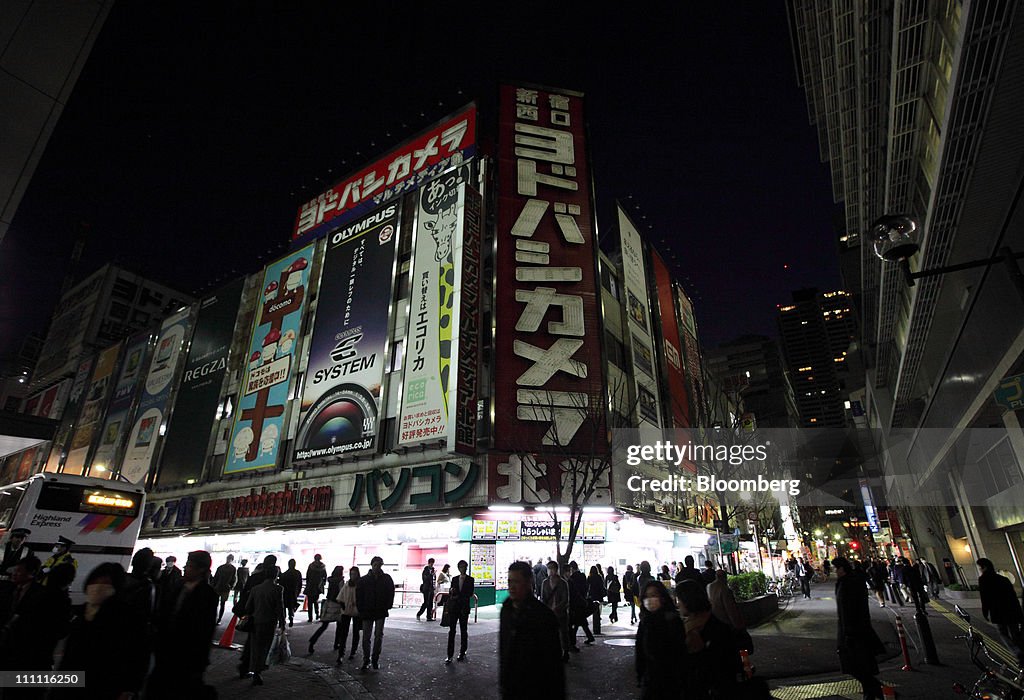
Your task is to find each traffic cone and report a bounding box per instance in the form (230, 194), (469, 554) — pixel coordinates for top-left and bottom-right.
(218, 614), (238, 648)
(882, 683), (897, 698)
(302, 596), (308, 612)
(739, 649), (754, 679)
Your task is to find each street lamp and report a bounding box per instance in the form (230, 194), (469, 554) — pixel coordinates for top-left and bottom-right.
(871, 214), (1024, 299)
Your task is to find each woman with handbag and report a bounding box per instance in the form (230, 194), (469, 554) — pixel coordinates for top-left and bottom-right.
(308, 566), (345, 654)
(336, 566), (361, 663)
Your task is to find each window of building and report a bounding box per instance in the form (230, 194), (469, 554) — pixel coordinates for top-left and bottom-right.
(112, 278), (138, 301)
(109, 302), (129, 319)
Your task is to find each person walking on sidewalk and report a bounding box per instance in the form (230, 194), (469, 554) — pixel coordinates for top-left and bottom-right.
(568, 561), (595, 646)
(356, 556), (394, 671)
(336, 566), (361, 663)
(211, 554), (236, 624)
(635, 580), (686, 700)
(622, 564), (638, 624)
(532, 559), (548, 598)
(436, 563), (452, 610)
(445, 560), (474, 663)
(416, 557), (436, 621)
(586, 565), (606, 632)
(541, 560), (572, 661)
(279, 559), (303, 627)
(304, 554), (327, 622)
(977, 557), (1024, 662)
(500, 561), (564, 699)
(232, 558), (249, 604)
(798, 557), (813, 599)
(605, 566), (621, 624)
(902, 557), (928, 612)
(244, 564), (285, 686)
(309, 565), (345, 654)
(833, 557), (885, 700)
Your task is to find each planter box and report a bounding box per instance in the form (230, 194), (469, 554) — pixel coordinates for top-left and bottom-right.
(739, 594), (779, 627)
(944, 589), (981, 600)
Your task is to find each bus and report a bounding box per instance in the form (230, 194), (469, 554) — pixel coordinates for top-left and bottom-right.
(0, 473), (146, 603)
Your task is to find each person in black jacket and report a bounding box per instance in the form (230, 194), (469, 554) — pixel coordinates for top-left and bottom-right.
(635, 580), (686, 699)
(305, 554), (328, 622)
(567, 561), (595, 645)
(416, 557), (436, 621)
(586, 565), (606, 630)
(57, 562), (142, 699)
(674, 555), (703, 585)
(605, 566), (621, 624)
(500, 561), (564, 699)
(445, 560), (474, 663)
(309, 565), (345, 654)
(355, 556), (394, 671)
(833, 557), (886, 700)
(279, 559), (303, 627)
(677, 578), (741, 699)
(148, 550), (219, 698)
(978, 557), (1024, 662)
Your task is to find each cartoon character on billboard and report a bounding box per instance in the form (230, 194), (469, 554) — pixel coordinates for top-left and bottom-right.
(422, 203), (458, 416)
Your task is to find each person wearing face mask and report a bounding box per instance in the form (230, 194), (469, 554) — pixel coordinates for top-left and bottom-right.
(40, 536), (77, 586)
(57, 562), (139, 699)
(634, 581), (686, 699)
(676, 579), (741, 698)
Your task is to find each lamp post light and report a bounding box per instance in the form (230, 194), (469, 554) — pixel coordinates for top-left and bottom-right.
(871, 214), (1024, 301)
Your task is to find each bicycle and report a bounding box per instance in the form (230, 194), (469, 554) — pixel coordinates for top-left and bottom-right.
(952, 604), (1024, 699)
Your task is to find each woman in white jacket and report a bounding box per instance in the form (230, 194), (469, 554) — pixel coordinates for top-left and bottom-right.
(336, 566), (361, 664)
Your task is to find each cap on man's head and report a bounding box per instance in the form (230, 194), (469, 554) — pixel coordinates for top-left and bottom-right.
(56, 536), (74, 547)
(11, 528), (30, 537)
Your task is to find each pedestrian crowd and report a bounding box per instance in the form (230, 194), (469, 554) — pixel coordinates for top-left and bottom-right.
(864, 555), (944, 610)
(0, 531), (219, 699)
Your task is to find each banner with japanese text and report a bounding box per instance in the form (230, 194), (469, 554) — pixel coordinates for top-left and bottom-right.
(119, 308), (193, 484)
(650, 249), (690, 428)
(158, 278), (244, 486)
(493, 85), (605, 454)
(89, 330), (153, 477)
(63, 342), (123, 475)
(294, 207), (399, 461)
(398, 172), (468, 447)
(225, 246), (314, 474)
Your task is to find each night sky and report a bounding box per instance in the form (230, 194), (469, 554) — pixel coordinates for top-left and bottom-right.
(1, 2), (840, 359)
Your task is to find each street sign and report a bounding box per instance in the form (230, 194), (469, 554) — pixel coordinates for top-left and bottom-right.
(713, 519), (728, 530)
(994, 373), (1024, 411)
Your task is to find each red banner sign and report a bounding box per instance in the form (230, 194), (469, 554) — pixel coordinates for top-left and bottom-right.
(650, 250), (690, 428)
(493, 85), (605, 454)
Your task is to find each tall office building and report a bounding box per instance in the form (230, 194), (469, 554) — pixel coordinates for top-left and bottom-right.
(789, 1), (1024, 577)
(705, 334), (798, 429)
(778, 289), (856, 428)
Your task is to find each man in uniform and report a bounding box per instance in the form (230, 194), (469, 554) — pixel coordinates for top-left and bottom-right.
(0, 528), (30, 579)
(40, 536), (77, 585)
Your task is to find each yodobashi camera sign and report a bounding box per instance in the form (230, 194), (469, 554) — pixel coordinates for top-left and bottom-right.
(294, 205), (401, 461)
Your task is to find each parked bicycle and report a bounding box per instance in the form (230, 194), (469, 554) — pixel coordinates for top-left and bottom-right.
(952, 604), (1024, 700)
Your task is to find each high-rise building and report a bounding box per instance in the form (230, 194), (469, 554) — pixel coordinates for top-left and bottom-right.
(778, 289), (856, 428)
(789, 1), (1024, 578)
(705, 334), (798, 429)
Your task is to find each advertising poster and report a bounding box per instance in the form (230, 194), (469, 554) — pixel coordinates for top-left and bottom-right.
(158, 278), (244, 486)
(618, 206), (663, 433)
(453, 186), (482, 454)
(650, 249), (690, 428)
(38, 381), (68, 419)
(399, 173), (468, 447)
(294, 208), (398, 461)
(89, 331), (153, 477)
(119, 308), (193, 484)
(15, 447), (39, 482)
(226, 245), (314, 473)
(63, 342), (123, 475)
(493, 84), (605, 454)
(293, 104), (477, 244)
(45, 357), (94, 473)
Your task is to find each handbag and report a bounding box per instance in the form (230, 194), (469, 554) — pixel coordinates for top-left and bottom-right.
(266, 629), (291, 666)
(321, 599), (343, 622)
(439, 600), (453, 628)
(235, 615), (252, 632)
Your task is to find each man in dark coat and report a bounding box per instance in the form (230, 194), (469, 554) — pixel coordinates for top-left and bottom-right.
(445, 560), (474, 663)
(0, 528), (30, 579)
(977, 557), (1024, 661)
(148, 550), (219, 697)
(279, 559), (303, 627)
(674, 555), (703, 585)
(567, 561), (594, 645)
(833, 557), (885, 699)
(211, 553), (236, 623)
(416, 557), (436, 621)
(0, 556), (71, 686)
(305, 554), (327, 622)
(700, 560), (717, 584)
(500, 561), (564, 699)
(356, 556), (395, 671)
(236, 554), (279, 679)
(532, 559), (548, 598)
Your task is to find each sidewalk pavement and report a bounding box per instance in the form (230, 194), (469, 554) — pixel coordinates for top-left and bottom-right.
(201, 582), (1019, 699)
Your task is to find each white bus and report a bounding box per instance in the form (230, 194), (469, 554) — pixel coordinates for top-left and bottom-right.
(0, 473), (146, 603)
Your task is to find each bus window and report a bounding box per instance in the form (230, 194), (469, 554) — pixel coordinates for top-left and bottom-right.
(0, 486), (26, 530)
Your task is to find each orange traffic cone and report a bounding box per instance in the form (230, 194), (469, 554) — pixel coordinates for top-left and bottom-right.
(302, 596), (308, 612)
(218, 615), (238, 648)
(882, 684), (896, 699)
(739, 649), (754, 679)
